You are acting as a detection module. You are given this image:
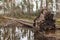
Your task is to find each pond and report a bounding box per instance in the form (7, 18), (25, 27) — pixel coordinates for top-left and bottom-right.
(0, 26), (60, 40)
(0, 26), (34, 40)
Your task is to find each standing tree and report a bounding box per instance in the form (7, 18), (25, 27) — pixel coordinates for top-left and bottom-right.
(26, 0), (30, 14)
(30, 0), (34, 14)
(2, 0), (5, 15)
(36, 0), (38, 14)
(21, 0), (26, 14)
(40, 0), (43, 8)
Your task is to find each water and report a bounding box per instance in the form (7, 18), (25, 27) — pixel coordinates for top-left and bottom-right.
(0, 27), (34, 40)
(43, 30), (60, 40)
(0, 26), (60, 40)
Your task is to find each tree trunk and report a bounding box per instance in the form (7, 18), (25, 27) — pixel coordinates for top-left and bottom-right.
(27, 0), (30, 14)
(2, 0), (5, 15)
(40, 0), (43, 8)
(36, 1), (38, 14)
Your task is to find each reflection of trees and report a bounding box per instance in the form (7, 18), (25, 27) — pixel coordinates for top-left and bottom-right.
(12, 27), (16, 40)
(22, 29), (27, 38)
(0, 26), (34, 40)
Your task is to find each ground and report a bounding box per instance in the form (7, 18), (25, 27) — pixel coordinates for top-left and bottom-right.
(0, 15), (60, 27)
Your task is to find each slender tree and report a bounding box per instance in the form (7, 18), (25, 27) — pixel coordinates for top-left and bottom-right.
(2, 0), (5, 15)
(26, 0), (30, 14)
(40, 0), (43, 8)
(30, 0), (34, 13)
(36, 0), (38, 13)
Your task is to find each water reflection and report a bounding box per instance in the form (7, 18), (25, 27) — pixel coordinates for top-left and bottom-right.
(0, 26), (60, 40)
(0, 27), (34, 40)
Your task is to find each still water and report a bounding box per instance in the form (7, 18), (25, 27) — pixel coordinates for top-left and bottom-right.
(0, 27), (34, 40)
(0, 26), (60, 40)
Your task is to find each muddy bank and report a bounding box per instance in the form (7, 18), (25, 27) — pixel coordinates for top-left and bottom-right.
(0, 18), (20, 27)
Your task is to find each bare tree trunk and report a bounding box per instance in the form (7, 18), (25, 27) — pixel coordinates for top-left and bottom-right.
(27, 0), (30, 14)
(46, 0), (48, 8)
(30, 0), (34, 14)
(40, 0), (43, 8)
(10, 0), (13, 17)
(36, 0), (38, 14)
(21, 1), (24, 14)
(11, 0), (13, 17)
(2, 0), (5, 15)
(5, 0), (9, 16)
